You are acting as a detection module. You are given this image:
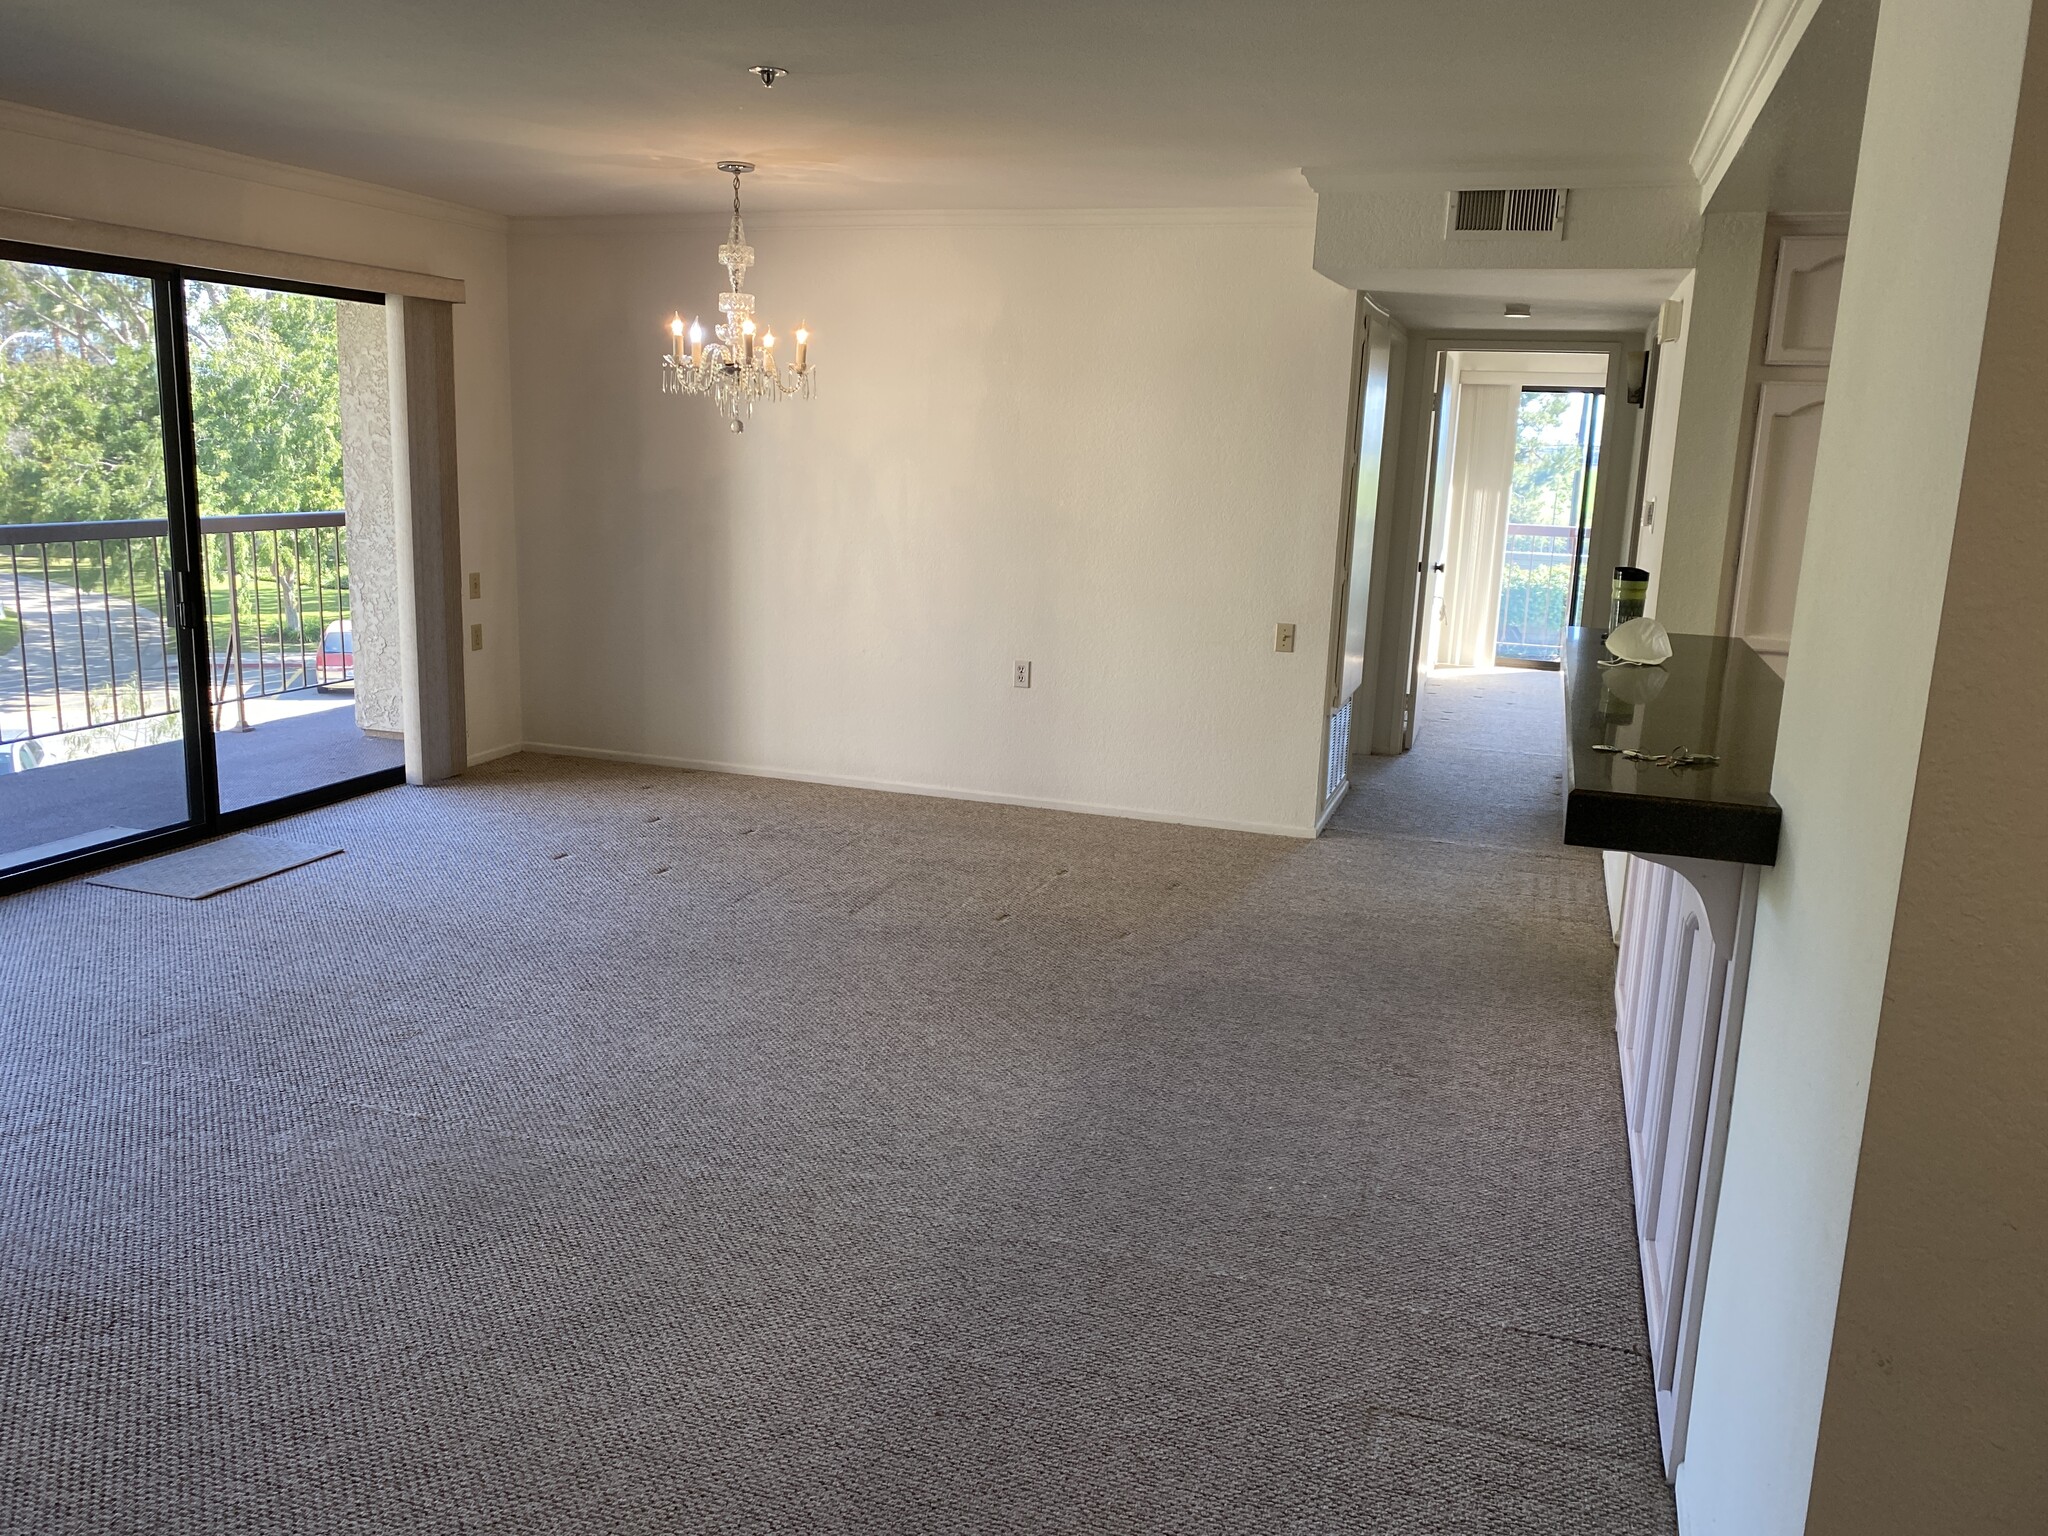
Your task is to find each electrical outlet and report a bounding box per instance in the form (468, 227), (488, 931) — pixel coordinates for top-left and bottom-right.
(470, 623), (484, 652)
(1274, 623), (1297, 653)
(468, 571), (482, 600)
(1013, 660), (1031, 689)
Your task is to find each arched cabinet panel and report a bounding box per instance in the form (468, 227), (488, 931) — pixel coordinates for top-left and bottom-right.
(1765, 234), (1847, 365)
(1732, 382), (1828, 669)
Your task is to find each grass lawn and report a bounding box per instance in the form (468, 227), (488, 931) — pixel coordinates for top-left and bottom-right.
(0, 611), (18, 657)
(204, 571), (350, 648)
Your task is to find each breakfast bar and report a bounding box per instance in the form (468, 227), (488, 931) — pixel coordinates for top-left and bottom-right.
(1560, 625), (1784, 1481)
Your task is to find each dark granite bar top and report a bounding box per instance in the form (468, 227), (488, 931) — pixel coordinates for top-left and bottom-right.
(1561, 626), (1783, 866)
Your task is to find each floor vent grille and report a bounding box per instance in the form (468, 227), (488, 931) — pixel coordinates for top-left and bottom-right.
(1325, 702), (1351, 808)
(1447, 187), (1566, 239)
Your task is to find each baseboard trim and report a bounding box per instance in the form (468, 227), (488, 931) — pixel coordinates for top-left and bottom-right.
(516, 740), (1315, 839)
(465, 741), (524, 767)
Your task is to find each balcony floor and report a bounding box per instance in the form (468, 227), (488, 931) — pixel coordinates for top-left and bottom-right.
(1, 693), (402, 870)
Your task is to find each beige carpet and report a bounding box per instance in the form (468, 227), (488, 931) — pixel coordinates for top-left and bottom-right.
(0, 668), (1675, 1533)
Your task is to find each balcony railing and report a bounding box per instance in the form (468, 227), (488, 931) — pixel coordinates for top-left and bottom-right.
(0, 511), (351, 746)
(1496, 521), (1578, 663)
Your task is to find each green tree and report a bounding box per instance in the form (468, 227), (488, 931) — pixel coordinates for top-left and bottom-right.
(184, 282), (345, 636)
(0, 263), (165, 526)
(1509, 391), (1591, 528)
(185, 282), (343, 519)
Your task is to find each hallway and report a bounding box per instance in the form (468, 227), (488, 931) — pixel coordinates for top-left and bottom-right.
(0, 669), (1672, 1533)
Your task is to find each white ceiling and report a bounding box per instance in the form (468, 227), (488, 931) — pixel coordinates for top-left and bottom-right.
(1367, 268), (1686, 332)
(0, 1), (1759, 217)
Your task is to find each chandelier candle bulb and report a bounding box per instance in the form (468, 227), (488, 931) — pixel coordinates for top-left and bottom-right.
(669, 314), (685, 362)
(795, 326), (808, 370)
(689, 319), (704, 365)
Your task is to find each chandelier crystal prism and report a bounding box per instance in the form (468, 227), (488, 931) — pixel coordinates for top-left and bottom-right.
(660, 162), (814, 433)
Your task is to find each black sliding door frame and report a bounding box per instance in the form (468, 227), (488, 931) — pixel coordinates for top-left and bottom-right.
(155, 268), (219, 824)
(0, 238), (405, 896)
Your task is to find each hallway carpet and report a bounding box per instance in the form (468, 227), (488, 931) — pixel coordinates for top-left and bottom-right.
(0, 669), (1676, 1534)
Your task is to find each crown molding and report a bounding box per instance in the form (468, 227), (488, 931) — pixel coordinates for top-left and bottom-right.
(512, 204), (1319, 239)
(0, 97), (507, 233)
(1690, 0), (1825, 210)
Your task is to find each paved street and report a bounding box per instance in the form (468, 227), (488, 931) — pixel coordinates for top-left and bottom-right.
(2, 574), (326, 741)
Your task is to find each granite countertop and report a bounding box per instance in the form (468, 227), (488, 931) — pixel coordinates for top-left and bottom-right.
(1560, 626), (1784, 866)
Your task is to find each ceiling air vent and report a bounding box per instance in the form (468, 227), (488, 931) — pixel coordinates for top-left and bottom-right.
(1447, 187), (1567, 239)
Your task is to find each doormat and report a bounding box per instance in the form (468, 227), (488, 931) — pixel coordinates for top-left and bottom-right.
(87, 834), (343, 900)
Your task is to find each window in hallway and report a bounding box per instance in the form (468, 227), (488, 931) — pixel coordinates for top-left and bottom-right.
(1496, 386), (1603, 666)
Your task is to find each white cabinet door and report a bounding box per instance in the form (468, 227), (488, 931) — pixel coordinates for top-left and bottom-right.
(1732, 380), (1827, 669)
(1612, 856), (1753, 1477)
(1617, 858), (1676, 1202)
(1765, 234), (1847, 365)
(1638, 878), (1725, 1396)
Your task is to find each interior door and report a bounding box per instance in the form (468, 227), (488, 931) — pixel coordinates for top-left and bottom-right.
(1332, 312), (1393, 707)
(1401, 351), (1452, 749)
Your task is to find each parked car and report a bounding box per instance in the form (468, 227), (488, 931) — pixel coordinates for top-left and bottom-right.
(315, 618), (354, 689)
(2, 735), (41, 774)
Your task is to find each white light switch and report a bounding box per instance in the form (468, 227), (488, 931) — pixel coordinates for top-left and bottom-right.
(468, 571), (482, 600)
(470, 623), (484, 652)
(1275, 623), (1297, 653)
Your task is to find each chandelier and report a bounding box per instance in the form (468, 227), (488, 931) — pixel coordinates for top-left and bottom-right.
(660, 161), (814, 433)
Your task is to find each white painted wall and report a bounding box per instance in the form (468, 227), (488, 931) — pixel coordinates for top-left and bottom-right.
(1675, 2), (2036, 1529)
(0, 102), (522, 758)
(1634, 271), (1694, 615)
(1647, 211), (1768, 635)
(509, 212), (1355, 835)
(1308, 178), (1702, 289)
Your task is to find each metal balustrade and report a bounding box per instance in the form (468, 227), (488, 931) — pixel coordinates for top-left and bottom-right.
(0, 511), (350, 746)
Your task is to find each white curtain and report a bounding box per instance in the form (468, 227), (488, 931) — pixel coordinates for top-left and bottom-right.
(1436, 383), (1520, 668)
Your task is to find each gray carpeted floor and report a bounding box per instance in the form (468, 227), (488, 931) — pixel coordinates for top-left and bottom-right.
(0, 667), (1675, 1534)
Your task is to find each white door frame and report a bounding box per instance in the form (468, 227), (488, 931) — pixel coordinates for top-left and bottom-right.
(1360, 328), (1648, 755)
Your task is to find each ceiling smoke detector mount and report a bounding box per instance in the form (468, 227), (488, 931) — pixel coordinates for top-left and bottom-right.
(749, 65), (786, 88)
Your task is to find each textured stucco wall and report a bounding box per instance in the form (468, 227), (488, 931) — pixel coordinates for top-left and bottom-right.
(337, 300), (402, 736)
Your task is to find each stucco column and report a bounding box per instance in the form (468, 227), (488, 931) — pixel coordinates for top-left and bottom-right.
(336, 299), (403, 736)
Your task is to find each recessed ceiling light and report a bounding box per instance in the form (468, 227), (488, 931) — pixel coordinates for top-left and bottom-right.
(750, 65), (787, 88)
(1503, 303), (1533, 319)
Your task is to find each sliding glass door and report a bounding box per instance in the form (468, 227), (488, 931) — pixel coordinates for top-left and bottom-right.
(1494, 386), (1604, 666)
(0, 255), (200, 875)
(183, 278), (403, 812)
(0, 244), (404, 888)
